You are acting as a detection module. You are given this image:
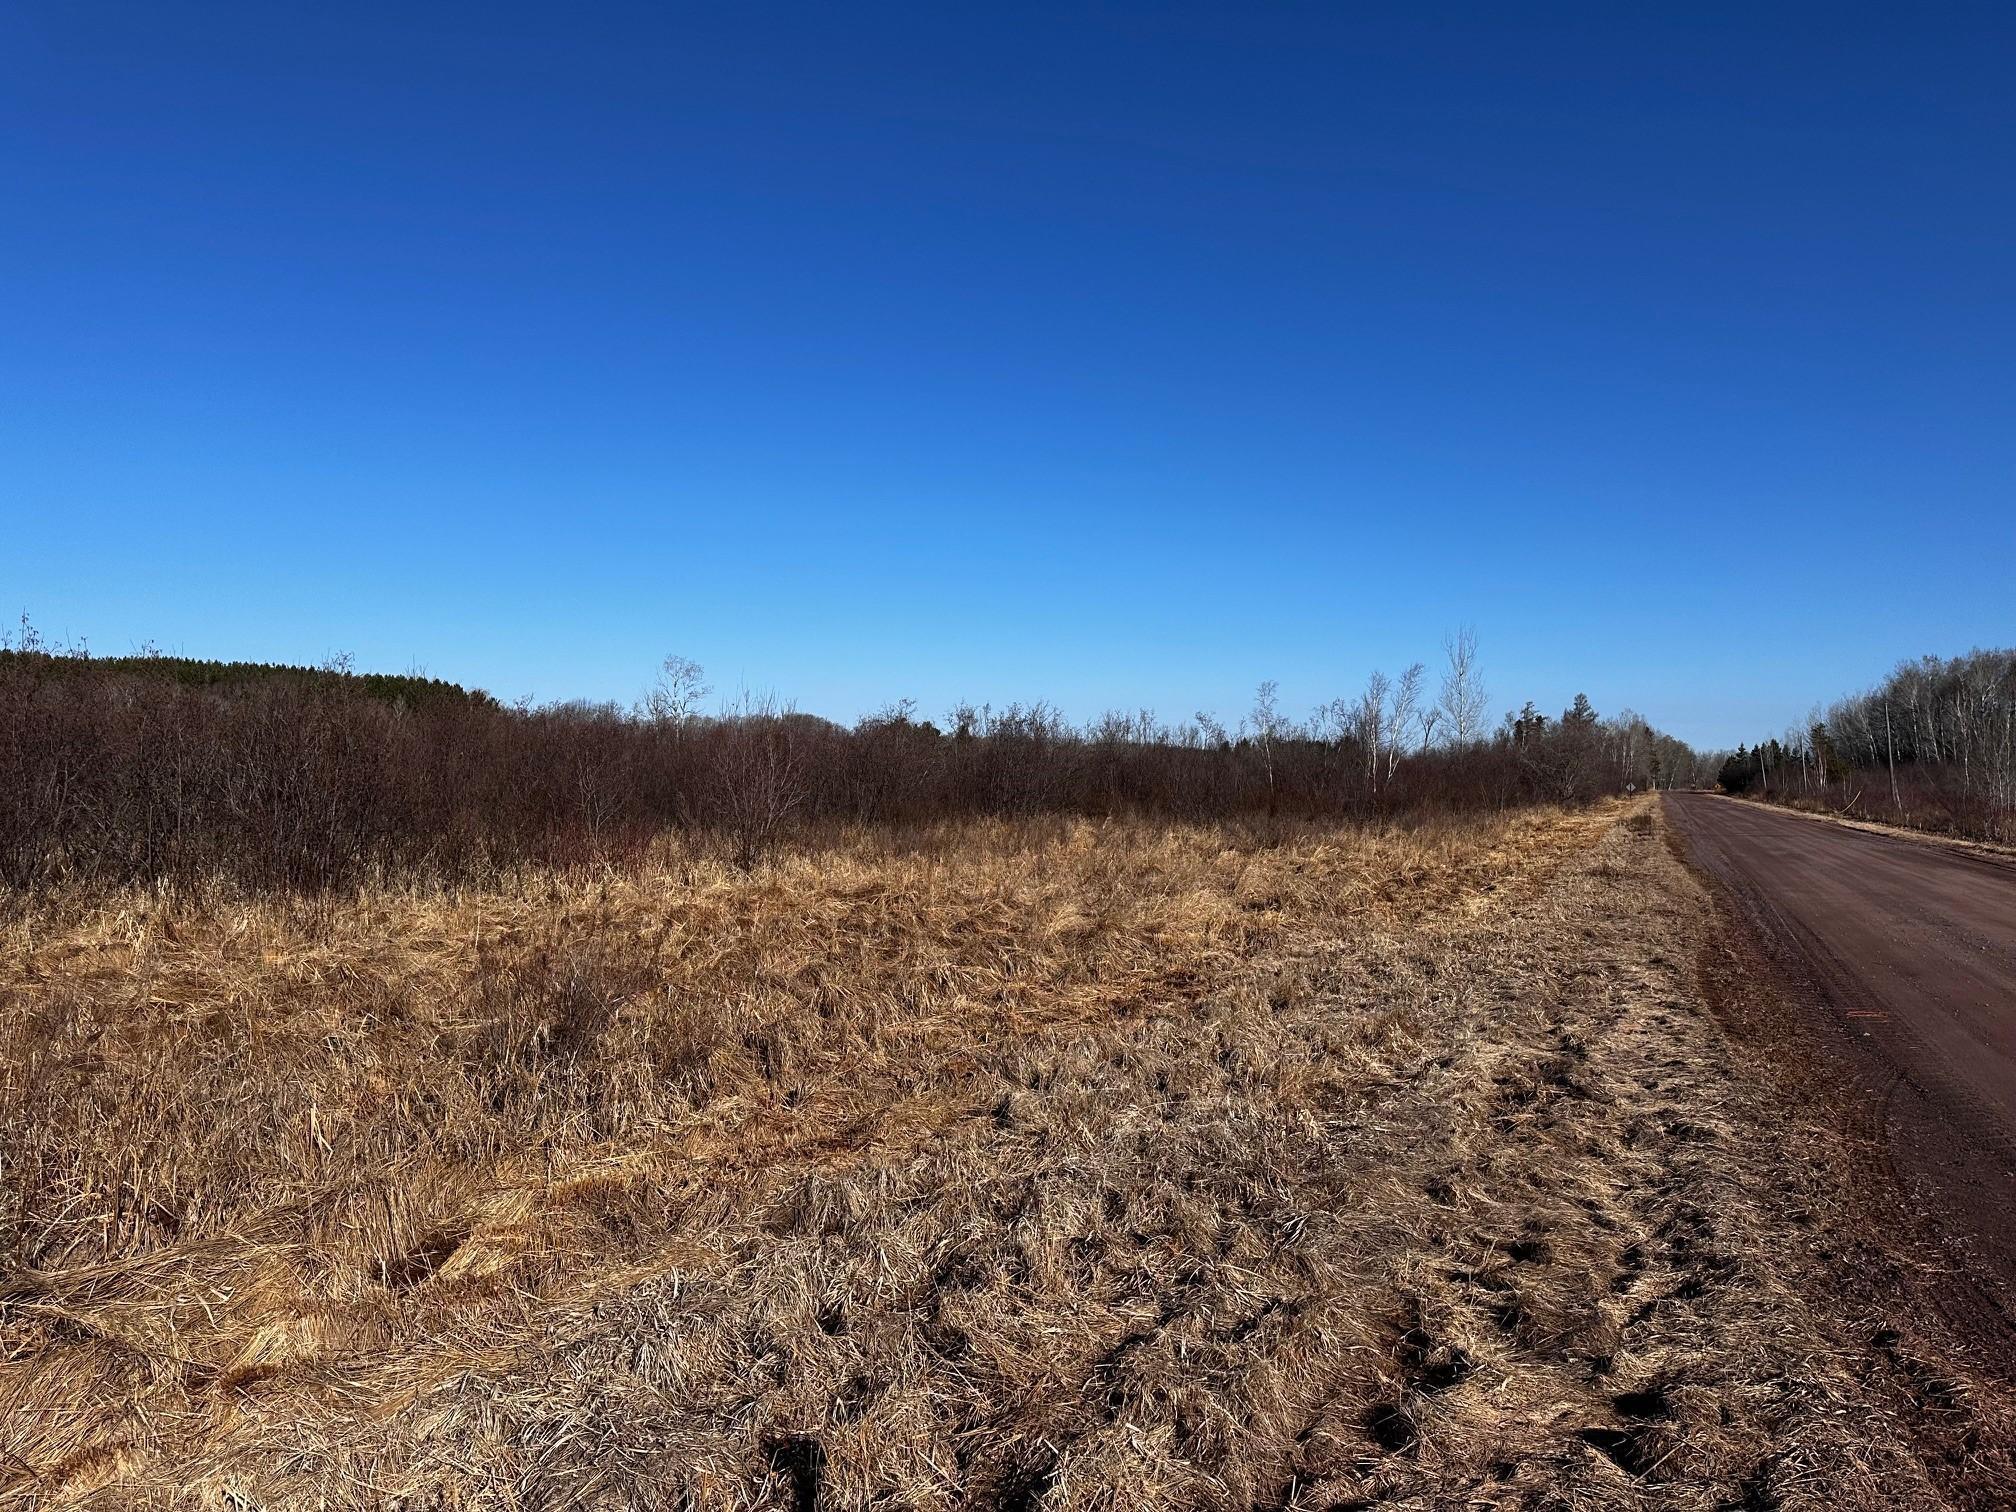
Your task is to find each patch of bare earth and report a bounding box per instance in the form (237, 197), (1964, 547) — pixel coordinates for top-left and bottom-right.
(2, 801), (2008, 1508)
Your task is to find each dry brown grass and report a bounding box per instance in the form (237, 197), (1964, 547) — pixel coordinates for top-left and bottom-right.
(1, 803), (2007, 1508)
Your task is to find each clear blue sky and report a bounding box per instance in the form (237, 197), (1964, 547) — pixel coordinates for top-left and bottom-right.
(5, 4), (2011, 748)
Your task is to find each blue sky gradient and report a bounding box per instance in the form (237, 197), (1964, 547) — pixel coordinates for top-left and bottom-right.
(5, 4), (2012, 747)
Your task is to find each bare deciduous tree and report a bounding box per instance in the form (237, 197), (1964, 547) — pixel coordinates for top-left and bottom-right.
(1437, 627), (1488, 747)
(712, 690), (806, 869)
(639, 654), (711, 726)
(1357, 670), (1390, 795)
(1388, 662), (1426, 777)
(1250, 680), (1286, 811)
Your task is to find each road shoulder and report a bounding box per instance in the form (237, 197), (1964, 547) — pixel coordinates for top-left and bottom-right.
(1694, 789), (2016, 872)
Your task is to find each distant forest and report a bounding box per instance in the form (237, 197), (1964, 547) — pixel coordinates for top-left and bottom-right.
(1718, 649), (2016, 843)
(0, 638), (489, 710)
(2, 620), (1705, 892)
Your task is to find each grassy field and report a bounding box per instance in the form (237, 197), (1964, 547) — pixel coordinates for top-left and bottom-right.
(2, 801), (2007, 1508)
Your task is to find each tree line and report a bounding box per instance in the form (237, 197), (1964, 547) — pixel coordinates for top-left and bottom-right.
(1, 622), (1702, 892)
(1716, 648), (2016, 842)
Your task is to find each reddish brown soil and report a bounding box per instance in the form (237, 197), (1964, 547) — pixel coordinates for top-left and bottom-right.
(1665, 791), (2016, 1373)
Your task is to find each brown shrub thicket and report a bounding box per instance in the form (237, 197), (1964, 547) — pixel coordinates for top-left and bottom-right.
(0, 649), (1696, 892)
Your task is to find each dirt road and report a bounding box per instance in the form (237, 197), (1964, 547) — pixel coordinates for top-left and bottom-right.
(1666, 791), (2016, 1357)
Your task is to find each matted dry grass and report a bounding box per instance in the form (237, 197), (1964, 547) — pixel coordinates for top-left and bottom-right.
(1, 803), (2007, 1508)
